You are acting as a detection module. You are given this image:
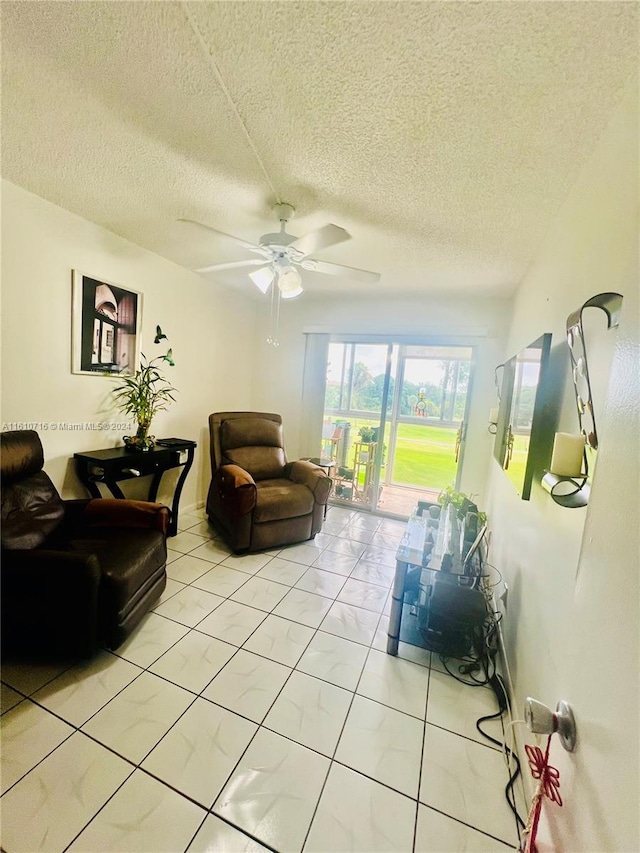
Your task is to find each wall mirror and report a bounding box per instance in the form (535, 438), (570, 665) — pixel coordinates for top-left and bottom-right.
(494, 333), (553, 499)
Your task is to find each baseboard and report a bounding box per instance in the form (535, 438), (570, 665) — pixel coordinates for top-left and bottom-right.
(181, 500), (205, 516)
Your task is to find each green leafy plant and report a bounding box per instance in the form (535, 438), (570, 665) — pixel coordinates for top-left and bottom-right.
(358, 425), (376, 443)
(112, 325), (176, 450)
(437, 485), (487, 525)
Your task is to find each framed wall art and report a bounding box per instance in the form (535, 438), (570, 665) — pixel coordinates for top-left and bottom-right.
(72, 270), (142, 375)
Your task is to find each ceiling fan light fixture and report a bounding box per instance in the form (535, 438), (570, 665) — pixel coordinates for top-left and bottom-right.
(184, 205), (380, 296)
(277, 265), (303, 299)
(280, 284), (304, 300)
(249, 266), (275, 293)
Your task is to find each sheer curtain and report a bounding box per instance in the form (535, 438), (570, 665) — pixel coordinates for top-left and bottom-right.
(299, 333), (330, 457)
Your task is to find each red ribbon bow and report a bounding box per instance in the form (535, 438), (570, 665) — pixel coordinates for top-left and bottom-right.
(525, 742), (563, 807)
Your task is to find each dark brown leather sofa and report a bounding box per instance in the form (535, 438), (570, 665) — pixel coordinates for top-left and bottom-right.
(1, 430), (169, 657)
(206, 412), (331, 553)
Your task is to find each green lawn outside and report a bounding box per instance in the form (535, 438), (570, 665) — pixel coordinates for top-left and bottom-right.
(391, 424), (458, 490)
(334, 417), (459, 492)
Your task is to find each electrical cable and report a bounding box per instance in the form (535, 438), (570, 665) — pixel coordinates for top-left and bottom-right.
(438, 592), (526, 833)
(492, 599), (529, 839)
(440, 654), (493, 686)
(439, 619), (498, 686)
(429, 551), (526, 834)
(475, 674), (526, 833)
(476, 709), (525, 832)
(484, 614), (525, 829)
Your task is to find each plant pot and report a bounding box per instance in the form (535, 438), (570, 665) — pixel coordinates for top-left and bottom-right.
(123, 424), (155, 452)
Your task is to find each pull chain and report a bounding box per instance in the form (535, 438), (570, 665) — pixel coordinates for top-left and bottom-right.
(272, 278), (281, 347)
(266, 275), (280, 347)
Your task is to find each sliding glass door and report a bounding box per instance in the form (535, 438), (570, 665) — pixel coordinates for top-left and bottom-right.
(323, 342), (394, 511)
(321, 339), (473, 517)
(383, 346), (472, 514)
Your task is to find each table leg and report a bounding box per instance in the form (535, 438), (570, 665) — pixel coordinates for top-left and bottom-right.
(77, 463), (126, 499)
(167, 447), (195, 536)
(102, 478), (126, 499)
(74, 446), (196, 537)
(148, 469), (164, 503)
(74, 461), (101, 499)
(387, 558), (409, 655)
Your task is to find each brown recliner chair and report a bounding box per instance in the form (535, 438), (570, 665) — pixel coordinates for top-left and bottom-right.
(206, 412), (332, 553)
(1, 430), (169, 657)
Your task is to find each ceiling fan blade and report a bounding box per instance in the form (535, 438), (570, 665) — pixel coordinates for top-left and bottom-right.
(289, 224), (351, 258)
(195, 259), (265, 274)
(301, 258), (381, 284)
(179, 218), (258, 251)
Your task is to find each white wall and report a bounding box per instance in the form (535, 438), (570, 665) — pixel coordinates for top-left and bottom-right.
(251, 294), (512, 509)
(486, 77), (638, 851)
(1, 181), (258, 512)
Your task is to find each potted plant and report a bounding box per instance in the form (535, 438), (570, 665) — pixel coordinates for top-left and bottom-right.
(358, 425), (377, 443)
(437, 485), (487, 525)
(112, 326), (176, 451)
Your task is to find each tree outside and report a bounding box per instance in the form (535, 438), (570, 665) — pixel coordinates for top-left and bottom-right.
(324, 351), (468, 495)
(326, 358), (469, 423)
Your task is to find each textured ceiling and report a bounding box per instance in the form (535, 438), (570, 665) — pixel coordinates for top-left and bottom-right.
(1, 1), (637, 299)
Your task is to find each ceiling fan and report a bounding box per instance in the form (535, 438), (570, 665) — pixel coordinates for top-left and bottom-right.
(181, 203), (381, 299)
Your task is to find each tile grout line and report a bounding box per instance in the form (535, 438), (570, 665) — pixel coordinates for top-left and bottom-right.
(298, 581), (398, 852)
(144, 519), (387, 847)
(7, 510), (501, 852)
(269, 511), (518, 847)
(412, 644), (432, 852)
(199, 512), (399, 850)
(2, 512), (352, 848)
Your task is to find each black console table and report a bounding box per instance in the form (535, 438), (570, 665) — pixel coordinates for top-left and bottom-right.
(74, 440), (196, 537)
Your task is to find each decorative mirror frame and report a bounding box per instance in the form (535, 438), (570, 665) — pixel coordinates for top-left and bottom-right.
(542, 292), (623, 508)
(566, 292), (623, 451)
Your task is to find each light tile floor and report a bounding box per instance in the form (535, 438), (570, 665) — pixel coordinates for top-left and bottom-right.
(1, 506), (520, 853)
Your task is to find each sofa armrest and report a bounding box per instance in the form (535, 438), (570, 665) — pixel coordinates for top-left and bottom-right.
(65, 498), (170, 534)
(288, 460), (332, 505)
(216, 465), (257, 516)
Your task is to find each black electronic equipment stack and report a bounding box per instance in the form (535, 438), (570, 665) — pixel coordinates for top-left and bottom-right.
(418, 577), (487, 658)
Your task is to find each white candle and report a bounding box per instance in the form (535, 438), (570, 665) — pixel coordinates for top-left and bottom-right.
(489, 407), (499, 424)
(550, 432), (585, 477)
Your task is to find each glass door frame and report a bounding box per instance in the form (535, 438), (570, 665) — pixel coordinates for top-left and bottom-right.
(384, 344), (475, 495)
(324, 339), (394, 513)
(366, 343), (394, 513)
(325, 333), (478, 516)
